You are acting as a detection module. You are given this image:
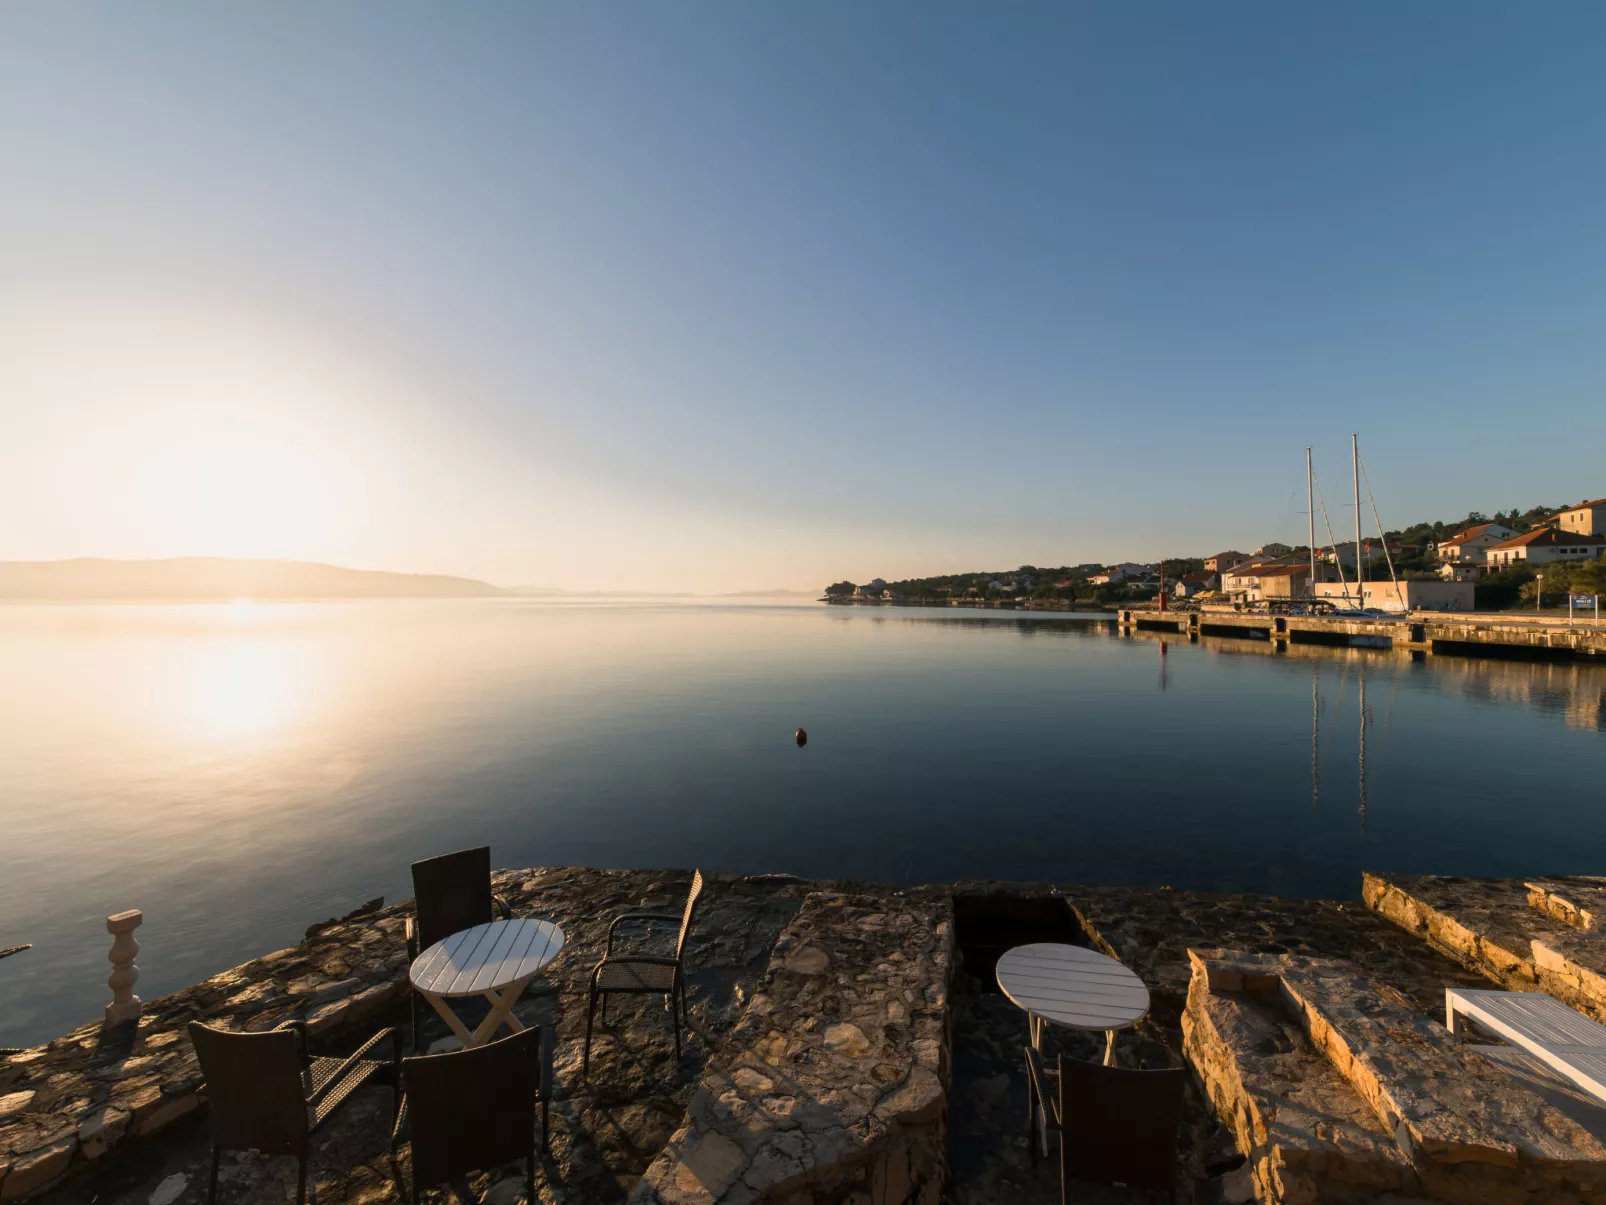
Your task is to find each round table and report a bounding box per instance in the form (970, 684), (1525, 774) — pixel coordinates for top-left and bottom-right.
(409, 917), (565, 1049)
(995, 943), (1149, 1066)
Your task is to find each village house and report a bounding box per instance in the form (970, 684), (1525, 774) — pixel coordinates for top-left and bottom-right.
(852, 577), (888, 599)
(1435, 522), (1519, 567)
(1555, 497), (1606, 537)
(1171, 571), (1216, 598)
(1090, 567), (1126, 585)
(1485, 528), (1606, 568)
(1220, 561), (1278, 602)
(1321, 540), (1410, 572)
(1255, 541), (1293, 558)
(1204, 551), (1250, 573)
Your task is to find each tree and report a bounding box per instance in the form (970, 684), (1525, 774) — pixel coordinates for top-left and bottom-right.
(824, 581), (856, 597)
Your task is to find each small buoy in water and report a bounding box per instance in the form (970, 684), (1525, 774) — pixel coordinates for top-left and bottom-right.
(795, 728), (808, 747)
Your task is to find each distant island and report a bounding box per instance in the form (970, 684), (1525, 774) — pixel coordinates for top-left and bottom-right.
(0, 557), (508, 600)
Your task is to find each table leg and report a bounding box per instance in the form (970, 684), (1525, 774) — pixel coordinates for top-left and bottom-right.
(1104, 1029), (1117, 1066)
(471, 975), (536, 1047)
(422, 991), (477, 1048)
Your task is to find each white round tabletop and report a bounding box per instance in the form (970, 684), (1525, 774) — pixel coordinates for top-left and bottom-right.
(995, 942), (1149, 1032)
(409, 917), (565, 998)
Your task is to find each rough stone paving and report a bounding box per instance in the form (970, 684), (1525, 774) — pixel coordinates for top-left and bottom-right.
(631, 891), (952, 1205)
(8, 869), (1606, 1205)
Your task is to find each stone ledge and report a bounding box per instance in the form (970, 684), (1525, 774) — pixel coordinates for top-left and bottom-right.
(1364, 872), (1606, 1025)
(630, 890), (954, 1205)
(1186, 948), (1606, 1204)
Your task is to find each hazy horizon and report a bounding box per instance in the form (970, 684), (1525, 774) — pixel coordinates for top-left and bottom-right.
(6, 4), (1606, 592)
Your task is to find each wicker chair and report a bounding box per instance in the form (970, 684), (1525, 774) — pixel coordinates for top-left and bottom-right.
(391, 1026), (552, 1205)
(583, 869), (704, 1078)
(188, 1020), (400, 1205)
(1024, 1046), (1185, 1203)
(406, 847), (512, 1051)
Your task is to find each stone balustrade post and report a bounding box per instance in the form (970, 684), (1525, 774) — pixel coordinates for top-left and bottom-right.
(104, 909), (143, 1027)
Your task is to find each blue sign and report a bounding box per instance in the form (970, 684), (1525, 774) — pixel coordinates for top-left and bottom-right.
(1572, 594), (1598, 608)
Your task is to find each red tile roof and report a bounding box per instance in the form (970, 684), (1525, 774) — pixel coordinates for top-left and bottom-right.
(1488, 527), (1606, 550)
(1558, 498), (1606, 513)
(1440, 523), (1496, 547)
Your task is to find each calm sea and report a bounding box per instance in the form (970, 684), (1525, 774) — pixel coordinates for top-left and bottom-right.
(2, 599), (1604, 1047)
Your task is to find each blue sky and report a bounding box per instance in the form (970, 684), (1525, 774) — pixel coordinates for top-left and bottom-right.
(3, 3), (1604, 590)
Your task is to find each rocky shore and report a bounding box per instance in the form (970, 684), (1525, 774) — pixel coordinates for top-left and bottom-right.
(5, 868), (1603, 1205)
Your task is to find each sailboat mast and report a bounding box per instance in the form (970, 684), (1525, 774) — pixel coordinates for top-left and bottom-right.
(1306, 447), (1317, 599)
(1352, 433), (1363, 604)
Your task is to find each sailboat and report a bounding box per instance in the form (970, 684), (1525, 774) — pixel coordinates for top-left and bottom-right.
(1304, 435), (1402, 618)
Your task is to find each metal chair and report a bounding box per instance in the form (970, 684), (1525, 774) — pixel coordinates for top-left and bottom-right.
(1024, 1045), (1185, 1203)
(188, 1019), (400, 1205)
(391, 1026), (552, 1205)
(406, 847), (512, 1051)
(583, 869), (704, 1078)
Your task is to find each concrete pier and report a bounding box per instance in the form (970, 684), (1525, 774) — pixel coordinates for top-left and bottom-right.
(1118, 606), (1606, 660)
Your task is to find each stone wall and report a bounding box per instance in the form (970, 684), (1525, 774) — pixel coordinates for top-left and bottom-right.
(1184, 948), (1606, 1205)
(630, 891), (954, 1205)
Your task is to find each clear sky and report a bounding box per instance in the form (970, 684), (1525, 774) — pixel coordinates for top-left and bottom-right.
(4, 3), (1605, 592)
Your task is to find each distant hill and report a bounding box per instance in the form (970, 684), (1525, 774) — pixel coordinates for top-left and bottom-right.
(0, 558), (508, 600)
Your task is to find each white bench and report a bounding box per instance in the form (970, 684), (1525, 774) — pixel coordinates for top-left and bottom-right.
(1447, 987), (1606, 1103)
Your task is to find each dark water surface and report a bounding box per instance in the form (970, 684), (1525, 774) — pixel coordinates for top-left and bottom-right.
(3, 599), (1604, 1047)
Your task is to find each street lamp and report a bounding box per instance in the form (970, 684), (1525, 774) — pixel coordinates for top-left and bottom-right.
(1537, 572), (1544, 614)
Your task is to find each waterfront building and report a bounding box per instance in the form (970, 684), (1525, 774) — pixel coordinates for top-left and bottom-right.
(1313, 579), (1475, 612)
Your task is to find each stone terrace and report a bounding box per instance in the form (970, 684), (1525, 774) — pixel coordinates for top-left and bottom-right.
(8, 870), (1599, 1205)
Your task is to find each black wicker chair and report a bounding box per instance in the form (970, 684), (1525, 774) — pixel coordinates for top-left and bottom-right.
(189, 1019), (400, 1205)
(583, 869), (704, 1078)
(1024, 1045), (1185, 1203)
(391, 1026), (552, 1205)
(406, 847), (512, 1051)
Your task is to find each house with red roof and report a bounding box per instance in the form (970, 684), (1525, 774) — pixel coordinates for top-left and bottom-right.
(1486, 527), (1606, 569)
(1435, 522), (1519, 567)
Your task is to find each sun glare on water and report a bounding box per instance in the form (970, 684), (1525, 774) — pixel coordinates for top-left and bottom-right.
(174, 634), (306, 744)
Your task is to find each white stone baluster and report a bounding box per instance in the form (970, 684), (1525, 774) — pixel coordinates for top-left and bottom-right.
(104, 909), (143, 1027)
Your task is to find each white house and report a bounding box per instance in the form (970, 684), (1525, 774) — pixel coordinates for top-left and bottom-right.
(1436, 522), (1518, 566)
(1256, 542), (1293, 558)
(1221, 562), (1276, 602)
(1555, 498), (1606, 537)
(1090, 568), (1126, 585)
(1485, 529), (1606, 568)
